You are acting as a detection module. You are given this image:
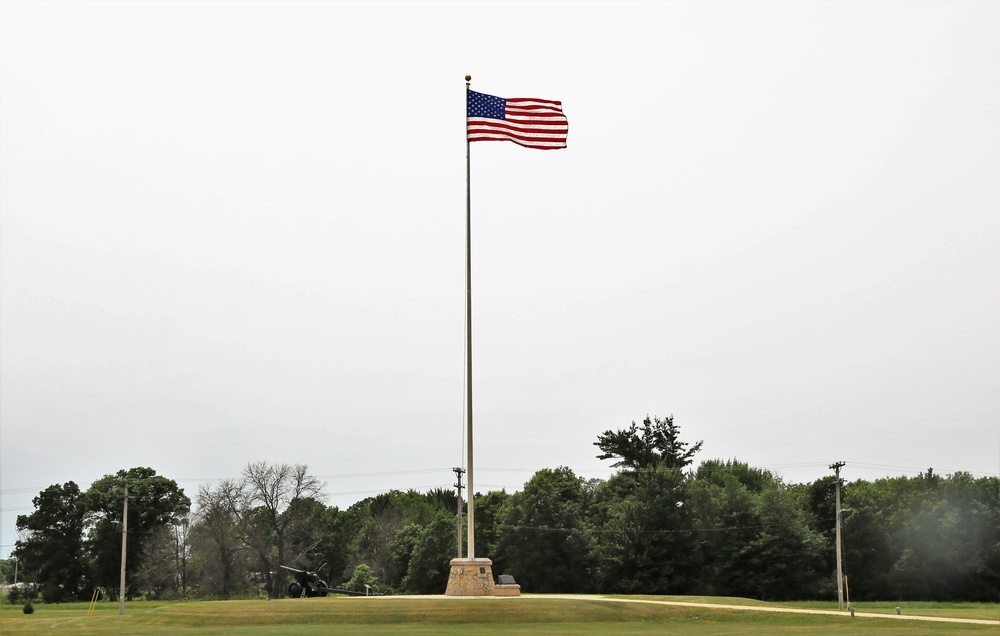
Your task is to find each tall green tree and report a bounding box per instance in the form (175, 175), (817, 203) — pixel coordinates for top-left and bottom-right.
(595, 415), (703, 473)
(498, 467), (595, 593)
(746, 486), (827, 600)
(799, 475), (841, 586)
(85, 467), (190, 598)
(399, 510), (455, 594)
(591, 415), (704, 594)
(799, 470), (1000, 602)
(284, 500), (352, 587)
(837, 477), (898, 600)
(592, 464), (699, 594)
(348, 489), (446, 590)
(14, 482), (89, 602)
(473, 489), (511, 572)
(687, 461), (774, 596)
(885, 471), (999, 601)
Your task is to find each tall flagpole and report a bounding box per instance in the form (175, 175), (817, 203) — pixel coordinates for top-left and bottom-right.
(464, 74), (475, 560)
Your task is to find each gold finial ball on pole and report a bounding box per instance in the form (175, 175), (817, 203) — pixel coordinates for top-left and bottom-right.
(465, 75), (472, 82)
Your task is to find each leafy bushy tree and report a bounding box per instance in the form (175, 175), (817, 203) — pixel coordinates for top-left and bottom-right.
(595, 415), (703, 473)
(834, 477), (897, 600)
(15, 430), (998, 603)
(14, 482), (89, 602)
(473, 489), (510, 572)
(343, 563), (378, 593)
(14, 469), (188, 603)
(800, 469), (1000, 603)
(349, 489), (446, 589)
(748, 486), (827, 600)
(593, 464), (698, 594)
(591, 415), (703, 594)
(497, 467), (595, 593)
(86, 468), (190, 598)
(687, 461), (827, 600)
(882, 471), (998, 601)
(399, 510), (456, 593)
(688, 461), (772, 596)
(285, 501), (352, 590)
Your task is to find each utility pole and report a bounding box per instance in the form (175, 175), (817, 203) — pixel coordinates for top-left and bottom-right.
(453, 467), (466, 558)
(119, 480), (129, 616)
(830, 461), (846, 611)
(180, 517), (189, 596)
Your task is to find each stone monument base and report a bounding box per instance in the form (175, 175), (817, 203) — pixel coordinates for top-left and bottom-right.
(444, 558), (495, 596)
(492, 582), (521, 596)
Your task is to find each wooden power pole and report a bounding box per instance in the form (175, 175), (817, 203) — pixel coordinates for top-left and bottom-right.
(119, 480), (129, 616)
(830, 461), (846, 611)
(453, 467), (465, 558)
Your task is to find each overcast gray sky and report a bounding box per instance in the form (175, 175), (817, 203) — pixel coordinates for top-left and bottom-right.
(2, 0), (998, 558)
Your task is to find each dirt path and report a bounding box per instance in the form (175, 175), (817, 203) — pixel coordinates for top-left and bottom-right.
(535, 595), (1000, 626)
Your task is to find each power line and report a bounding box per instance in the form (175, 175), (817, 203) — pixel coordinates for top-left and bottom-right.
(3, 462), (995, 502)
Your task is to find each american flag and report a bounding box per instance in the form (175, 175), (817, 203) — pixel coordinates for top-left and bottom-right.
(467, 90), (568, 150)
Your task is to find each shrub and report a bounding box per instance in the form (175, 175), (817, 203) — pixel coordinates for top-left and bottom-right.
(344, 564), (378, 593)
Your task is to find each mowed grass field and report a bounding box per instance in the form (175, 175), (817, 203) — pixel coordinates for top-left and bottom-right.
(1, 595), (997, 636)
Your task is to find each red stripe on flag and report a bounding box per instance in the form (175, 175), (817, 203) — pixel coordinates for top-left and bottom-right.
(467, 92), (568, 150)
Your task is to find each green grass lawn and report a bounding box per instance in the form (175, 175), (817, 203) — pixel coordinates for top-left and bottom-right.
(1, 595), (996, 635)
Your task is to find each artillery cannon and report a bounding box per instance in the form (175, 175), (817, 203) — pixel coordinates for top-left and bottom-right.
(280, 565), (371, 598)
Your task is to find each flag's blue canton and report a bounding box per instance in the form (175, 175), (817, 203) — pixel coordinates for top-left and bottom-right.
(468, 91), (506, 119)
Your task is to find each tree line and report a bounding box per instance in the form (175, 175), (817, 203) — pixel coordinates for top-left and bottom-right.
(8, 416), (999, 603)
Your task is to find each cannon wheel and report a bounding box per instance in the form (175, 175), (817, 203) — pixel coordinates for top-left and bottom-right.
(288, 581), (303, 598)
